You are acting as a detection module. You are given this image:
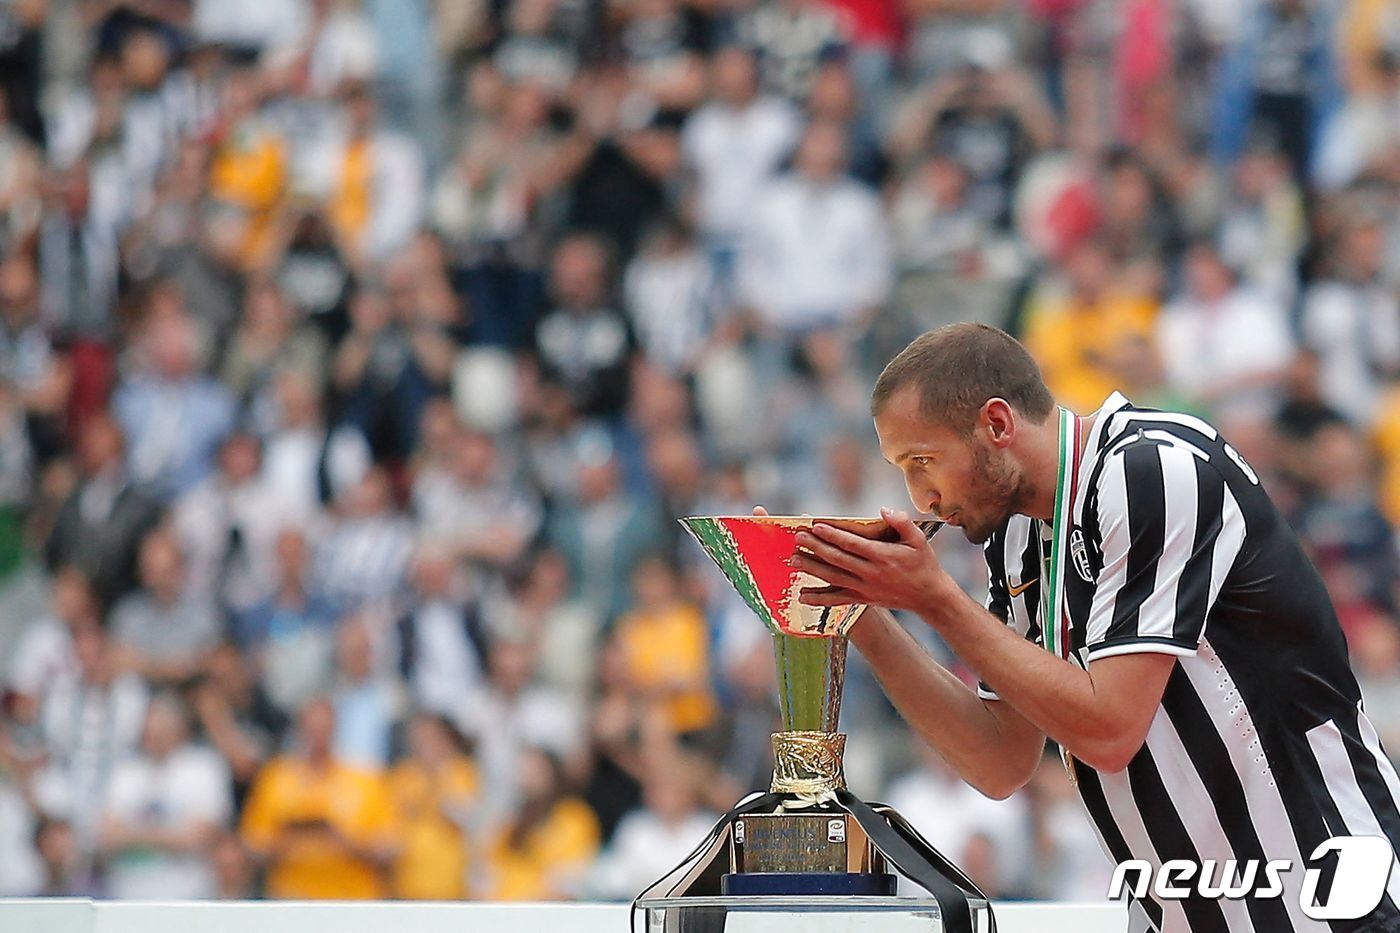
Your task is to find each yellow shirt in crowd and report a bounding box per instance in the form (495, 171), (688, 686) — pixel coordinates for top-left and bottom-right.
(483, 797), (602, 901)
(388, 756), (480, 900)
(615, 602), (717, 734)
(1021, 293), (1157, 413)
(208, 121), (286, 267)
(240, 756), (396, 899)
(329, 138), (372, 246)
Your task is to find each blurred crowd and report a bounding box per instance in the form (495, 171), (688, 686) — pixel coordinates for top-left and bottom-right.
(0, 0), (1397, 905)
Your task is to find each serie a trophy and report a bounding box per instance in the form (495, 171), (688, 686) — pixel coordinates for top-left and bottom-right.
(634, 515), (994, 932)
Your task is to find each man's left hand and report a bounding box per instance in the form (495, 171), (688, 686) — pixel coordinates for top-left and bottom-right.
(793, 507), (950, 612)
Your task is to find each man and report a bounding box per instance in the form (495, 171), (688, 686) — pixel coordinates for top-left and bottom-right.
(790, 323), (1400, 932)
(45, 413), (161, 606)
(239, 697), (398, 899)
(98, 693), (232, 899)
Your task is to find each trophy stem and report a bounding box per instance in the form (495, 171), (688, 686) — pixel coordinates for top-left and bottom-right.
(773, 633), (847, 732)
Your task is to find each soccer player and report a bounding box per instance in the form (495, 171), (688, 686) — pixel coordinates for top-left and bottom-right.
(790, 323), (1400, 933)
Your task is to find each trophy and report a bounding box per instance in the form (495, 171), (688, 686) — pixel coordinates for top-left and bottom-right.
(634, 515), (992, 933)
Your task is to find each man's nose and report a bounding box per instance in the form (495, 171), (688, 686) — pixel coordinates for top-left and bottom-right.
(907, 479), (938, 516)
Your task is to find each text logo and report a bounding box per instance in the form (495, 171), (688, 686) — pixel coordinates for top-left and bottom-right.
(1108, 836), (1394, 921)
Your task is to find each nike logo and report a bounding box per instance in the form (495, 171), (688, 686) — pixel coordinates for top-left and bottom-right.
(1008, 577), (1038, 598)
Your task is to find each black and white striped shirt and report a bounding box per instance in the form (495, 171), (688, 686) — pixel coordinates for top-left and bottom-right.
(982, 392), (1400, 933)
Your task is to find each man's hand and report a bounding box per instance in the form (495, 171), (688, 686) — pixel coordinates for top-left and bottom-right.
(792, 507), (951, 613)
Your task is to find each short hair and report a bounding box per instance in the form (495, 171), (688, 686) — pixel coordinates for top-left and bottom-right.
(870, 324), (1055, 431)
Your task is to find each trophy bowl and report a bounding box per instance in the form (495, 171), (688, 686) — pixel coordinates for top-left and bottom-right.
(679, 515), (891, 640)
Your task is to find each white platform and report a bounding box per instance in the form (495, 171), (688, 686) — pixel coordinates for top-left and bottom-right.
(0, 899), (1127, 933)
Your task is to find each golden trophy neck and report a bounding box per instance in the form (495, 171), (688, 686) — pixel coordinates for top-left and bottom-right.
(770, 730), (847, 795)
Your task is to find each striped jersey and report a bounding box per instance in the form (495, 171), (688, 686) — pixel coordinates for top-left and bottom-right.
(981, 392), (1400, 933)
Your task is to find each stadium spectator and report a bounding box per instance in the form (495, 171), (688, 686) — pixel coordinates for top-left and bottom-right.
(44, 413), (160, 606)
(459, 638), (582, 827)
(260, 369), (372, 519)
(533, 234), (636, 420)
(611, 557), (716, 740)
(33, 622), (148, 861)
(305, 79), (425, 269)
(313, 467), (414, 614)
(735, 119), (891, 347)
(480, 746), (600, 900)
(1300, 215), (1400, 428)
(885, 744), (1031, 897)
(395, 540), (487, 721)
(191, 643), (289, 811)
(108, 528), (221, 688)
(32, 817), (98, 897)
(1155, 240), (1294, 416)
(114, 310), (236, 500)
(240, 697), (398, 899)
(6, 566), (98, 705)
(411, 424), (541, 570)
(388, 713), (480, 900)
(330, 615), (402, 770)
(1020, 237), (1158, 413)
(589, 754), (715, 899)
(545, 429), (666, 621)
(210, 830), (257, 900)
(171, 431), (284, 613)
(680, 46), (801, 284)
(232, 526), (338, 716)
(482, 548), (601, 708)
(1022, 748), (1115, 901)
(98, 692), (232, 899)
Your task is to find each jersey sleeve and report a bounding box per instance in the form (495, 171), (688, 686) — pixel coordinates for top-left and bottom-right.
(1084, 437), (1246, 662)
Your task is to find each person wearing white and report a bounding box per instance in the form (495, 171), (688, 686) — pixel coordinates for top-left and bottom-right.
(299, 86), (425, 265)
(410, 427), (542, 569)
(171, 434), (285, 613)
(588, 765), (718, 900)
(1157, 242), (1295, 415)
(98, 694), (232, 900)
(33, 625), (149, 857)
(397, 544), (485, 719)
(1300, 219), (1400, 428)
(736, 120), (892, 337)
(261, 370), (372, 522)
(681, 48), (801, 250)
(6, 568), (97, 702)
(453, 640), (581, 825)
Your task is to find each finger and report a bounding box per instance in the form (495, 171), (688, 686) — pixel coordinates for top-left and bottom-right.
(794, 529), (876, 574)
(817, 517), (900, 542)
(881, 507), (930, 549)
(799, 585), (866, 607)
(752, 505), (770, 517)
(806, 521), (891, 560)
(790, 552), (866, 590)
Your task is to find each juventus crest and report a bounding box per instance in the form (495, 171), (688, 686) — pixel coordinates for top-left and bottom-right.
(1069, 528), (1096, 583)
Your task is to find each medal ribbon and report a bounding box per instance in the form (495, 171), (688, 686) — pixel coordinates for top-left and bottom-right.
(1042, 407), (1083, 661)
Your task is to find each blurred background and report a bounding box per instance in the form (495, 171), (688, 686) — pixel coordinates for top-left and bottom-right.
(0, 0), (1396, 905)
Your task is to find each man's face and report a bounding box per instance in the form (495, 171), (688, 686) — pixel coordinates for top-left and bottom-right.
(874, 386), (1021, 545)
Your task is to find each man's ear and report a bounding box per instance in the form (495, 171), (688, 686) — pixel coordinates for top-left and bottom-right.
(981, 398), (1016, 448)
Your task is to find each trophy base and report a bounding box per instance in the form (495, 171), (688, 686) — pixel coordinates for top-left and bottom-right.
(721, 871), (898, 896)
(636, 894), (990, 933)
